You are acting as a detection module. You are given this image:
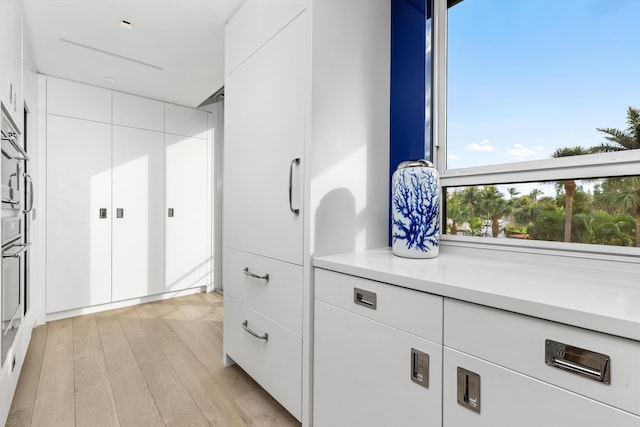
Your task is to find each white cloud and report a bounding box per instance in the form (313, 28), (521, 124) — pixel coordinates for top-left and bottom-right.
(448, 154), (460, 160)
(466, 138), (495, 152)
(507, 143), (544, 158)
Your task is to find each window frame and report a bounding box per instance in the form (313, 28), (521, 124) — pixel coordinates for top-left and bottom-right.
(430, 0), (640, 262)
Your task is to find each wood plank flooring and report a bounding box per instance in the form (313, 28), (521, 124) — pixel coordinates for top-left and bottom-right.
(6, 292), (301, 427)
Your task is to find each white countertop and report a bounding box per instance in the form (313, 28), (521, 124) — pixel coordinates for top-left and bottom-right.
(313, 248), (640, 341)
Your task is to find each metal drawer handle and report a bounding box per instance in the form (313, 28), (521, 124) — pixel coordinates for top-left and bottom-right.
(545, 339), (610, 384)
(243, 267), (269, 282)
(289, 158), (300, 215)
(354, 287), (377, 310)
(2, 242), (31, 258)
(242, 320), (269, 341)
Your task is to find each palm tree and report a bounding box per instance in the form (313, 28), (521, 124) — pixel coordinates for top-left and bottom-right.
(596, 106), (640, 151)
(529, 188), (542, 202)
(551, 146), (594, 242)
(595, 177), (640, 247)
(595, 107), (640, 246)
(506, 187), (520, 200)
(479, 186), (510, 238)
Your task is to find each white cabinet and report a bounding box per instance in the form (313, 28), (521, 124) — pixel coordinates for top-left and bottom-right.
(313, 272), (443, 427)
(443, 348), (640, 427)
(224, 2), (391, 424)
(113, 92), (164, 132)
(165, 132), (211, 292)
(111, 125), (165, 301)
(224, 11), (304, 265)
(223, 6), (306, 421)
(224, 296), (302, 420)
(46, 76), (111, 123)
(1, 0), (23, 131)
(165, 103), (208, 139)
(46, 115), (112, 313)
(312, 266), (640, 427)
(45, 77), (212, 314)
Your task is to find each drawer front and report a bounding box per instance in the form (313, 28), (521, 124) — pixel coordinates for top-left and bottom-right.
(444, 348), (640, 427)
(223, 296), (301, 420)
(444, 299), (640, 415)
(314, 300), (442, 427)
(315, 269), (443, 343)
(225, 248), (303, 335)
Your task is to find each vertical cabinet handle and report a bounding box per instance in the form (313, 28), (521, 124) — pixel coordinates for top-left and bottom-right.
(410, 348), (429, 388)
(99, 208), (107, 219)
(289, 158), (300, 215)
(457, 367), (481, 413)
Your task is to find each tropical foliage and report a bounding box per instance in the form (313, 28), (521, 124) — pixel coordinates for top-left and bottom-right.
(445, 107), (640, 248)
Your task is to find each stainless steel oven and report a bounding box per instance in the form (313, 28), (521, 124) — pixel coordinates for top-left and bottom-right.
(1, 216), (28, 365)
(1, 112), (28, 209)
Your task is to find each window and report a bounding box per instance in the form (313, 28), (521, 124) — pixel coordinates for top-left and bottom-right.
(432, 0), (640, 253)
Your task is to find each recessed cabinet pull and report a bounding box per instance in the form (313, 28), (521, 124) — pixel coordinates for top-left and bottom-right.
(411, 348), (429, 388)
(545, 339), (610, 384)
(243, 267), (269, 282)
(242, 320), (269, 341)
(353, 287), (377, 310)
(457, 367), (481, 413)
(116, 208), (124, 218)
(289, 158), (300, 215)
(99, 208), (107, 219)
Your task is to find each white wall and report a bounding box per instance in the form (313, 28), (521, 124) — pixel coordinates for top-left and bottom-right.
(309, 0), (390, 258)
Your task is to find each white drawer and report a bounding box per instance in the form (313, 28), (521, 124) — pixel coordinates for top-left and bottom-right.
(224, 248), (303, 335)
(314, 300), (442, 427)
(444, 347), (640, 427)
(223, 296), (301, 420)
(314, 269), (443, 344)
(444, 299), (640, 415)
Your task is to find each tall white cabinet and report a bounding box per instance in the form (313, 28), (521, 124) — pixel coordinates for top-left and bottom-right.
(165, 104), (211, 292)
(223, 1), (391, 424)
(46, 115), (113, 312)
(45, 77), (212, 315)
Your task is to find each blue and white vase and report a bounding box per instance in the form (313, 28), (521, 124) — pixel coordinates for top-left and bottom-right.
(391, 160), (440, 258)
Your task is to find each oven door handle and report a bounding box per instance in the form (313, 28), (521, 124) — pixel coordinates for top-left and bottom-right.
(2, 242), (31, 258)
(23, 173), (34, 213)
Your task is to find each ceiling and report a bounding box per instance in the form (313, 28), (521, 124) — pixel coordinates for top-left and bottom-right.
(22, 0), (244, 108)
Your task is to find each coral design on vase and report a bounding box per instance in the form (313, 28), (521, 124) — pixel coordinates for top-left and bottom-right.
(392, 160), (440, 258)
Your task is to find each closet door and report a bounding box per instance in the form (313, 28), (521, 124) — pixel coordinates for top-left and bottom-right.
(46, 115), (112, 313)
(112, 125), (165, 301)
(165, 133), (210, 292)
(224, 13), (305, 265)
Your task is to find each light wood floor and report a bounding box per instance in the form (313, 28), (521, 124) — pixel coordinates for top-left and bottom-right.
(6, 292), (301, 427)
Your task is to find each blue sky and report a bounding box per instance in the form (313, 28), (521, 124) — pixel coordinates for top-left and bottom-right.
(446, 0), (640, 170)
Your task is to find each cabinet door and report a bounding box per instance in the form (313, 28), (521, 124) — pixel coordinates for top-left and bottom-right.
(165, 134), (211, 291)
(313, 300), (442, 427)
(112, 126), (165, 301)
(0, 0), (11, 108)
(46, 115), (112, 313)
(224, 13), (305, 265)
(443, 348), (640, 427)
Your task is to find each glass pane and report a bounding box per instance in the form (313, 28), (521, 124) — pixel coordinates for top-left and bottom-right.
(447, 0), (640, 169)
(445, 177), (640, 248)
